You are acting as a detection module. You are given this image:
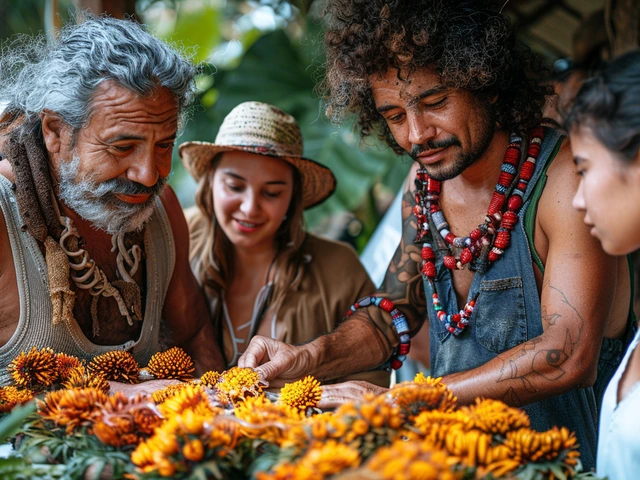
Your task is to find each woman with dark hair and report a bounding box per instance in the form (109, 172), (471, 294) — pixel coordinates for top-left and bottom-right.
(566, 50), (640, 479)
(180, 101), (389, 387)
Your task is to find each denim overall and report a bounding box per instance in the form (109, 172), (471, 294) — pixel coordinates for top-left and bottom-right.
(423, 127), (631, 471)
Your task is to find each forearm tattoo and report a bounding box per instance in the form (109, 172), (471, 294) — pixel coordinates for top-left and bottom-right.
(497, 282), (585, 406)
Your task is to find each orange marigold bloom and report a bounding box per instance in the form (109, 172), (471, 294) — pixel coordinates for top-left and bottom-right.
(146, 347), (195, 381)
(88, 351), (139, 384)
(158, 384), (217, 417)
(200, 370), (221, 388)
(38, 387), (108, 434)
(0, 386), (34, 413)
(152, 382), (190, 404)
(62, 364), (110, 394)
(55, 353), (82, 381)
(386, 381), (457, 420)
(234, 395), (302, 443)
(300, 440), (361, 476)
(216, 367), (262, 406)
(279, 376), (322, 415)
(462, 397), (530, 435)
(8, 347), (57, 389)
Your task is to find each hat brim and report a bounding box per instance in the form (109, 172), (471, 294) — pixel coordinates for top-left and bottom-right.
(178, 141), (337, 209)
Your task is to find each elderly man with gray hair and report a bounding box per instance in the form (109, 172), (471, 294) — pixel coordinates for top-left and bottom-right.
(0, 16), (224, 385)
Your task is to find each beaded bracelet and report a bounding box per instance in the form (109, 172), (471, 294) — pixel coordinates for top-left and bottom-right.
(345, 295), (411, 370)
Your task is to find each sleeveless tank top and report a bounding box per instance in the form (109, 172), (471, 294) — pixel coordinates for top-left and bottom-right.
(423, 127), (629, 471)
(0, 174), (175, 385)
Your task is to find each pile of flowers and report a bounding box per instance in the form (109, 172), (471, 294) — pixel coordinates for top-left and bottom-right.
(0, 347), (591, 479)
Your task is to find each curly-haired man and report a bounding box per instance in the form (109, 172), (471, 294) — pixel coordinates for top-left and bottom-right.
(240, 0), (635, 468)
(0, 16), (224, 386)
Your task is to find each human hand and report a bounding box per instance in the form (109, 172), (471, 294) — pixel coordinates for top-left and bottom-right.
(109, 379), (182, 397)
(237, 335), (317, 388)
(319, 381), (389, 409)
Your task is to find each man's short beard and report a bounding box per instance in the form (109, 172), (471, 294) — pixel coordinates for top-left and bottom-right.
(410, 104), (496, 182)
(57, 156), (166, 234)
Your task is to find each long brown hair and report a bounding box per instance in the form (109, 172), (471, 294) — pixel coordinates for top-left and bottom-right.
(188, 154), (307, 316)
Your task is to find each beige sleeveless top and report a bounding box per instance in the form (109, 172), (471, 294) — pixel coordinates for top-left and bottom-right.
(0, 175), (175, 385)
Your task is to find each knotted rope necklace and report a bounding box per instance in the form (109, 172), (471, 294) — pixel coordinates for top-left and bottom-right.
(414, 127), (544, 335)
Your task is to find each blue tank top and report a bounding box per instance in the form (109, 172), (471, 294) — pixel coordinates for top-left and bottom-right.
(423, 127), (603, 469)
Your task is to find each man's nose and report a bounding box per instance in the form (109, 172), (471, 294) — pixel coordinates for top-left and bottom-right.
(126, 150), (168, 187)
(407, 112), (437, 147)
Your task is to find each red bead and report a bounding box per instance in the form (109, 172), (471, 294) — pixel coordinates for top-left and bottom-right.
(498, 171), (513, 186)
(421, 247), (435, 261)
(430, 204), (440, 214)
(470, 228), (482, 241)
(452, 314), (461, 323)
(447, 326), (456, 333)
(528, 142), (541, 158)
(504, 146), (520, 164)
(379, 298), (394, 312)
(507, 195), (523, 211)
(502, 211), (518, 230)
(494, 231), (510, 249)
(422, 262), (436, 279)
(520, 161), (535, 181)
(445, 233), (455, 245)
(459, 248), (473, 264)
(488, 251), (499, 262)
(391, 358), (403, 370)
(398, 343), (410, 355)
(416, 170), (428, 181)
(415, 194), (421, 205)
(444, 255), (457, 270)
(413, 205), (423, 216)
(488, 192), (505, 215)
(427, 179), (441, 193)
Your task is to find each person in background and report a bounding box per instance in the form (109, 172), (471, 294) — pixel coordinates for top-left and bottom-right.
(567, 50), (640, 480)
(180, 101), (390, 387)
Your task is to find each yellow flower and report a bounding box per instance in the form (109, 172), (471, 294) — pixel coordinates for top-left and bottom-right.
(463, 397), (530, 435)
(8, 347), (57, 389)
(61, 364), (110, 394)
(386, 381), (457, 420)
(300, 440), (361, 476)
(38, 387), (108, 434)
(146, 347), (195, 381)
(234, 395), (302, 442)
(152, 382), (190, 404)
(366, 438), (462, 480)
(0, 386), (34, 413)
(256, 464), (317, 480)
(55, 353), (82, 381)
(216, 367), (262, 406)
(279, 376), (322, 415)
(200, 370), (221, 388)
(158, 383), (218, 417)
(88, 351), (140, 384)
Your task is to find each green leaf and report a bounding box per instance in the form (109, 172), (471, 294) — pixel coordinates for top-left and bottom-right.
(0, 402), (36, 441)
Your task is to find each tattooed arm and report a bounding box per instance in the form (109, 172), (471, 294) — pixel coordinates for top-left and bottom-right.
(238, 163), (426, 385)
(443, 143), (618, 407)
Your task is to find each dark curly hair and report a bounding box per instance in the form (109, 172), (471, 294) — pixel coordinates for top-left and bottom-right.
(321, 0), (551, 154)
(564, 50), (640, 163)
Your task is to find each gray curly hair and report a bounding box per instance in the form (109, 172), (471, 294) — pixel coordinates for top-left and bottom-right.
(0, 15), (197, 140)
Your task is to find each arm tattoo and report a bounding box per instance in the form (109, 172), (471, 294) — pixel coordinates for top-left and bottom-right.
(496, 283), (585, 404)
(377, 187), (426, 332)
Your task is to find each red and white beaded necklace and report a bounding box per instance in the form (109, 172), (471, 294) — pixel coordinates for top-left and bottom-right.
(414, 127), (544, 335)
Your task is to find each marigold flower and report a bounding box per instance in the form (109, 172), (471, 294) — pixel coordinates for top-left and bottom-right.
(146, 346), (195, 381)
(463, 397), (530, 435)
(55, 353), (82, 381)
(38, 387), (108, 434)
(158, 384), (217, 417)
(301, 440), (361, 475)
(0, 386), (34, 413)
(200, 370), (221, 388)
(88, 351), (140, 384)
(152, 382), (190, 404)
(386, 381), (457, 420)
(216, 367), (262, 406)
(62, 364), (110, 394)
(279, 376), (322, 415)
(234, 395), (302, 442)
(8, 347), (57, 389)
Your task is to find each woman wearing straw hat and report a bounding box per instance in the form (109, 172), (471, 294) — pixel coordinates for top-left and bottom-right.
(566, 50), (640, 480)
(180, 101), (390, 387)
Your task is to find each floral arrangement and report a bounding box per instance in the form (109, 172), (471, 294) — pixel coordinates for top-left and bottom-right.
(0, 348), (597, 480)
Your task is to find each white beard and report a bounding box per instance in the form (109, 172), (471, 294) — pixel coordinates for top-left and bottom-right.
(57, 156), (165, 234)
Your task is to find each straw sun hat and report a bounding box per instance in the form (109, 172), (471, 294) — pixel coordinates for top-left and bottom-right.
(179, 101), (336, 209)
